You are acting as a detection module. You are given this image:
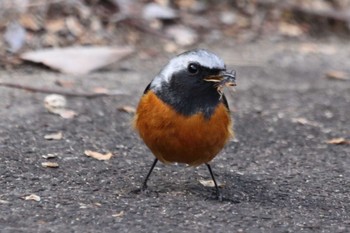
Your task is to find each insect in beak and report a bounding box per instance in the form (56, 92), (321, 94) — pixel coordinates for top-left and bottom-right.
(204, 70), (236, 98)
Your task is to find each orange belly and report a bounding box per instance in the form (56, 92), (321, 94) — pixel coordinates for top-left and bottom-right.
(134, 91), (233, 166)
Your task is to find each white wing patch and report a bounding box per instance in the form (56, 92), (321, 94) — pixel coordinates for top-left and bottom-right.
(150, 49), (225, 90)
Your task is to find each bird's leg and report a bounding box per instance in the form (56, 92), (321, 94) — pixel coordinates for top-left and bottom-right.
(141, 158), (158, 191)
(205, 163), (222, 201)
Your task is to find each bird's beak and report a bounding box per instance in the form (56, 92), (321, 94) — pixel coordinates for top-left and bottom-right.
(204, 70), (237, 87)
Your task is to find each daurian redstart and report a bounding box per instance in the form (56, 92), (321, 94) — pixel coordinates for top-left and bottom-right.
(134, 49), (236, 200)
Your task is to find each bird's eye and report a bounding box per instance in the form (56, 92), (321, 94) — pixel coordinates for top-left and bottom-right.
(187, 63), (199, 74)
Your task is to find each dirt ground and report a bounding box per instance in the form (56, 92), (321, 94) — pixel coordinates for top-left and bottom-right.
(0, 38), (350, 233)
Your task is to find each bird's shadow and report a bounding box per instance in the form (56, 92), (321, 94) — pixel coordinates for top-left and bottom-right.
(128, 171), (282, 204)
(127, 167), (340, 215)
(186, 172), (279, 203)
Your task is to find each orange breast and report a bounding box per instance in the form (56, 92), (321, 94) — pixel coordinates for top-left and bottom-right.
(134, 91), (233, 166)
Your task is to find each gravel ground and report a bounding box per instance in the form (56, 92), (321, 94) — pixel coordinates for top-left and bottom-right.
(0, 39), (350, 233)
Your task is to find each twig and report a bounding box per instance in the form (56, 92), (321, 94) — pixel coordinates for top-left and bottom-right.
(0, 82), (126, 98)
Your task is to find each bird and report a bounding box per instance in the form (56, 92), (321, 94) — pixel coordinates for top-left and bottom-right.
(134, 49), (236, 200)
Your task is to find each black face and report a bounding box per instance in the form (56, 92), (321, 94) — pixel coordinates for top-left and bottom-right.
(155, 63), (225, 119)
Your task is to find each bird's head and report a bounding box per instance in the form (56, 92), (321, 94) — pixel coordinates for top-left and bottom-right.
(149, 49), (236, 118)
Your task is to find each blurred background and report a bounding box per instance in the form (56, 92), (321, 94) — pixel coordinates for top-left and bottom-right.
(1, 0), (350, 70)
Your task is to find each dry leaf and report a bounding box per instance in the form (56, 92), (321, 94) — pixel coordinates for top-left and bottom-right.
(92, 87), (109, 94)
(92, 88), (125, 96)
(291, 118), (321, 127)
(112, 211), (125, 218)
(42, 154), (58, 159)
(45, 19), (66, 33)
(143, 3), (178, 20)
(176, 0), (196, 9)
(21, 46), (134, 75)
(44, 94), (67, 109)
(44, 131), (63, 140)
(325, 71), (349, 81)
(220, 11), (236, 25)
(0, 199), (9, 204)
(163, 42), (178, 53)
(42, 33), (60, 47)
(44, 94), (77, 119)
(84, 150), (113, 161)
(279, 22), (303, 37)
(19, 14), (41, 31)
(292, 118), (309, 125)
(24, 194), (41, 202)
(198, 179), (224, 188)
(235, 15), (250, 28)
(79, 203), (88, 209)
(118, 106), (136, 114)
(41, 162), (59, 168)
(326, 138), (350, 145)
(165, 25), (198, 46)
(176, 0), (206, 12)
(54, 109), (77, 119)
(66, 17), (84, 37)
(90, 17), (102, 32)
